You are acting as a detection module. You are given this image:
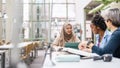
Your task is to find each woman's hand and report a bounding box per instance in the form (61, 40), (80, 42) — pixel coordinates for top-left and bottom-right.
(78, 41), (92, 53)
(78, 41), (87, 50)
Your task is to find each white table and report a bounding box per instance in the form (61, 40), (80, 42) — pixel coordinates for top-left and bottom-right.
(43, 52), (120, 68)
(0, 44), (13, 49)
(18, 42), (33, 48)
(0, 42), (33, 68)
(0, 42), (33, 49)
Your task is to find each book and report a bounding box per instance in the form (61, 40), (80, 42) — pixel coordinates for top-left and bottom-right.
(63, 48), (99, 57)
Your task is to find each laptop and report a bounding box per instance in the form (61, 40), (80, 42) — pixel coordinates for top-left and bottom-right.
(65, 42), (80, 49)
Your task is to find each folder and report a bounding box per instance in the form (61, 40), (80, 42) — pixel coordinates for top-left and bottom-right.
(65, 42), (79, 49)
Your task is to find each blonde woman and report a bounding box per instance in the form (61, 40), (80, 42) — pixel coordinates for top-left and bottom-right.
(52, 22), (80, 47)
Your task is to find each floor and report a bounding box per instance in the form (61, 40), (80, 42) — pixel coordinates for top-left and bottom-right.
(28, 49), (46, 68)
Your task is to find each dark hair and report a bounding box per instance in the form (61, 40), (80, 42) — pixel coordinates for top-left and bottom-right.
(92, 14), (107, 31)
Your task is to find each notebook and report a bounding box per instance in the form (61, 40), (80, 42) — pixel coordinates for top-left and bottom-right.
(63, 48), (99, 57)
(65, 42), (80, 49)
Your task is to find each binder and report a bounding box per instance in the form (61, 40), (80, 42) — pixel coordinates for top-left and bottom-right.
(65, 42), (79, 49)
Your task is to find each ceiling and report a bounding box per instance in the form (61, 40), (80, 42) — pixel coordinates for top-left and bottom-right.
(85, 1), (101, 10)
(85, 1), (102, 20)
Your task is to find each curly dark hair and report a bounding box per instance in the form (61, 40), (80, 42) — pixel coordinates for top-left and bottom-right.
(92, 14), (107, 31)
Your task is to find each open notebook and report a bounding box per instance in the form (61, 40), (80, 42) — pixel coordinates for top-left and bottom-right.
(65, 42), (80, 49)
(63, 48), (99, 57)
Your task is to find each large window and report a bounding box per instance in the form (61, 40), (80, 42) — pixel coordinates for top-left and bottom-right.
(23, 0), (76, 41)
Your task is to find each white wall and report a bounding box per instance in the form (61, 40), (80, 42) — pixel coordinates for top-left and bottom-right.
(75, 0), (92, 41)
(0, 0), (3, 40)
